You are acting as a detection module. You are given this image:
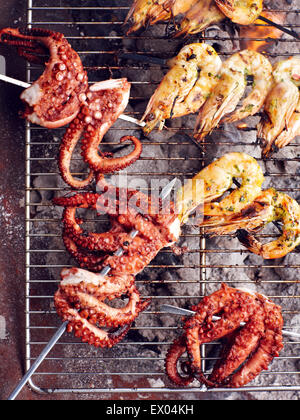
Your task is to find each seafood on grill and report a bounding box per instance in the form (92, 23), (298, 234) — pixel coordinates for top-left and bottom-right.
(125, 0), (168, 34)
(258, 57), (300, 157)
(176, 152), (264, 224)
(125, 0), (199, 33)
(164, 0), (202, 17)
(0, 27), (88, 128)
(174, 0), (225, 37)
(194, 50), (273, 141)
(141, 43), (222, 134)
(166, 283), (284, 388)
(53, 186), (181, 274)
(274, 100), (300, 152)
(237, 189), (300, 259)
(201, 188), (300, 260)
(215, 0), (262, 25)
(53, 184), (181, 346)
(165, 334), (194, 386)
(176, 152), (300, 260)
(59, 78), (142, 189)
(54, 268), (150, 348)
(126, 0), (264, 35)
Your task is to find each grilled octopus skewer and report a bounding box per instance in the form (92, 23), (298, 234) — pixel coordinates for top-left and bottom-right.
(165, 284), (284, 388)
(52, 179), (180, 348)
(0, 27), (88, 128)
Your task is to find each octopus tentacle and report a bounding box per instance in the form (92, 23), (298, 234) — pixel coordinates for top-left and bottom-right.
(83, 135), (143, 174)
(184, 283), (244, 333)
(60, 268), (135, 301)
(59, 284), (149, 327)
(54, 189), (181, 276)
(54, 188), (170, 219)
(55, 290), (132, 348)
(80, 80), (143, 174)
(118, 211), (176, 243)
(229, 330), (278, 388)
(209, 317), (265, 385)
(0, 27), (88, 129)
(62, 207), (134, 253)
(0, 27), (51, 60)
(59, 119), (94, 189)
(229, 297), (283, 388)
(58, 79), (143, 188)
(62, 229), (156, 275)
(62, 231), (107, 272)
(166, 284), (284, 389)
(165, 335), (194, 387)
(54, 268), (150, 347)
(54, 192), (100, 209)
(79, 79), (139, 174)
(17, 45), (48, 65)
(185, 286), (257, 380)
(102, 244), (162, 275)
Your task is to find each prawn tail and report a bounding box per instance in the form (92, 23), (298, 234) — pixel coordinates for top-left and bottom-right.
(275, 132), (294, 150)
(260, 139), (279, 159)
(150, 0), (174, 24)
(125, 0), (138, 25)
(257, 121), (276, 158)
(193, 105), (219, 142)
(275, 114), (300, 150)
(237, 229), (262, 255)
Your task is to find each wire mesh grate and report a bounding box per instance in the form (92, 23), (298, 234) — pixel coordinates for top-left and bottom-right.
(25, 0), (300, 395)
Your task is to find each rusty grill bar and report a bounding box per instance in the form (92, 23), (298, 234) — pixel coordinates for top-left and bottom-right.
(25, 0), (300, 395)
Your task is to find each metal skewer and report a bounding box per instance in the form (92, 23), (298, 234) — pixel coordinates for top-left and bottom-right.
(258, 15), (300, 41)
(160, 304), (300, 340)
(7, 177), (178, 400)
(0, 73), (145, 128)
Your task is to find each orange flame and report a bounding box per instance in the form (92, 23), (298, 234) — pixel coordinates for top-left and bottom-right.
(240, 10), (286, 52)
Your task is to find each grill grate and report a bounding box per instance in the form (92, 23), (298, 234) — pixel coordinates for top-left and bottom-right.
(25, 0), (300, 396)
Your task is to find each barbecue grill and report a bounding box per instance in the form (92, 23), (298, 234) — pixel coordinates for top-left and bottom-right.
(24, 0), (300, 397)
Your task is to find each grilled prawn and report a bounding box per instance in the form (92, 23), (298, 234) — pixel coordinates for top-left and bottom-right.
(176, 152), (264, 224)
(175, 0), (225, 37)
(275, 99), (300, 151)
(141, 43), (221, 134)
(169, 0), (200, 15)
(223, 51), (273, 123)
(258, 57), (300, 157)
(238, 190), (300, 259)
(201, 188), (300, 260)
(125, 0), (163, 33)
(125, 0), (197, 33)
(126, 0), (264, 35)
(194, 50), (273, 142)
